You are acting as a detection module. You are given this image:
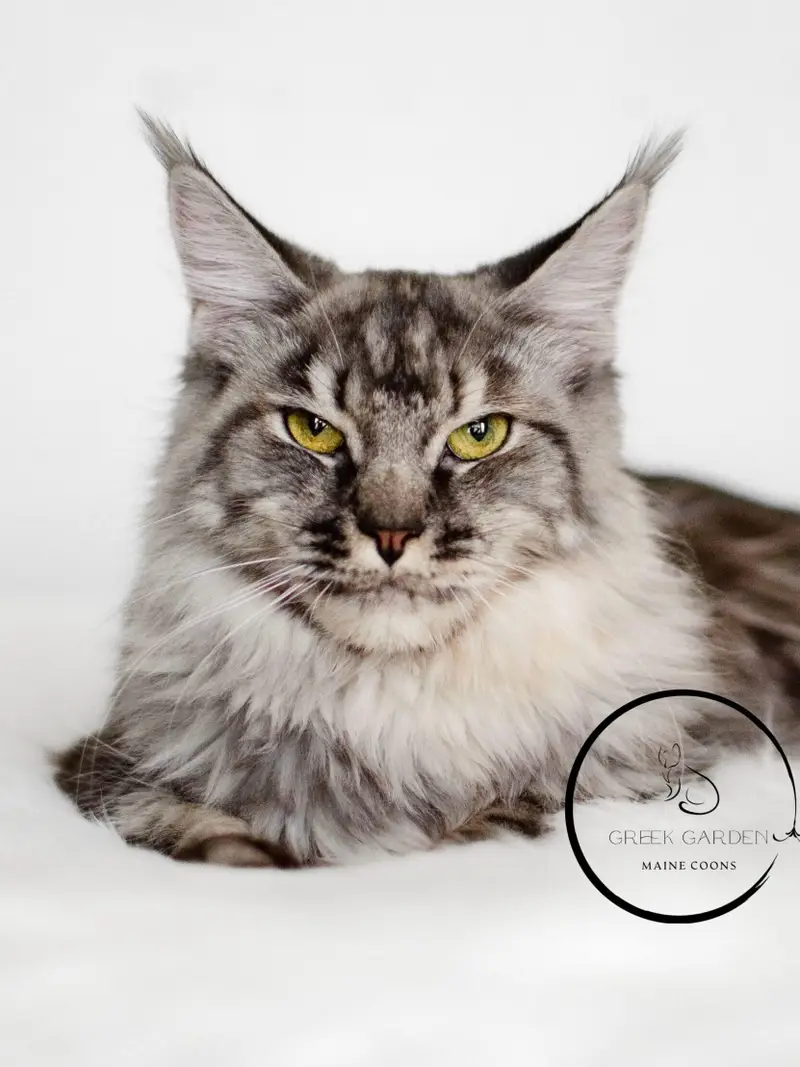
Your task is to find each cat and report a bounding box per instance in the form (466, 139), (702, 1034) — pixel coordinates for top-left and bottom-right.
(55, 119), (800, 868)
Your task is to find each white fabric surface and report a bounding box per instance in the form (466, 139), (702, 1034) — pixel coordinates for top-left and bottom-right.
(1, 597), (798, 1066)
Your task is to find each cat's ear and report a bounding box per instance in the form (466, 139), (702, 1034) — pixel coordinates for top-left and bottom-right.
(478, 135), (683, 333)
(167, 166), (307, 309)
(141, 113), (337, 310)
(506, 183), (647, 330)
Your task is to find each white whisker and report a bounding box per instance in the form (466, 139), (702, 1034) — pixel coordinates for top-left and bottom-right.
(139, 505), (198, 530)
(120, 556), (299, 614)
(309, 265), (347, 371)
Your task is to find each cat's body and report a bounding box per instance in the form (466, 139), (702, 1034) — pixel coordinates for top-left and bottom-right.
(56, 123), (800, 867)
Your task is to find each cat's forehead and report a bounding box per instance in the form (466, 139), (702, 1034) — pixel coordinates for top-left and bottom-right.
(301, 271), (494, 420)
(326, 273), (476, 364)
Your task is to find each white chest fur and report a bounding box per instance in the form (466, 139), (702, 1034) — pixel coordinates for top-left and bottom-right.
(162, 539), (713, 810)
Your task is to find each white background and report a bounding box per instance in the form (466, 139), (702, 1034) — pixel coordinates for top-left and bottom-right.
(2, 3), (800, 1065)
(3, 0), (800, 600)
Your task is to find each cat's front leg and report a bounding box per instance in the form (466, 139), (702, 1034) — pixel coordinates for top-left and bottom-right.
(54, 731), (298, 868)
(117, 788), (285, 867)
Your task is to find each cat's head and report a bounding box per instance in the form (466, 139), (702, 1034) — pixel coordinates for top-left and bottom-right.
(145, 117), (679, 655)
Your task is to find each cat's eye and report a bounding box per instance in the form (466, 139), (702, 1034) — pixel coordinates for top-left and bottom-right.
(285, 410), (345, 455)
(447, 414), (510, 461)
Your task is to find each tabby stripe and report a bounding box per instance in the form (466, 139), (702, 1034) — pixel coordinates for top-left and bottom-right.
(530, 420), (587, 521)
(195, 401), (266, 478)
(183, 352), (234, 397)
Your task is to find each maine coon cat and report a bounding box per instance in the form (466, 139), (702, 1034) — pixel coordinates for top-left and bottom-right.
(56, 120), (800, 867)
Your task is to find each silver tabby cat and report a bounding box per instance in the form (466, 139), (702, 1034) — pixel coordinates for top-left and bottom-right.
(57, 120), (800, 868)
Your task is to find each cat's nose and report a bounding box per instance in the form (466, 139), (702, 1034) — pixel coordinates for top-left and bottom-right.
(372, 528), (420, 567)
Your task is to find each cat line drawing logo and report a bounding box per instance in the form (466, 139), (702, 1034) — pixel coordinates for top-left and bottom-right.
(657, 741), (719, 814)
(565, 689), (800, 924)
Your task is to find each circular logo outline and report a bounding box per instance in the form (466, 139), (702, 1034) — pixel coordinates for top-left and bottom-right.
(564, 688), (797, 924)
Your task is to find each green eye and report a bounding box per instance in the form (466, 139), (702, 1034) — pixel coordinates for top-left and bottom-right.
(286, 410), (345, 455)
(447, 414), (510, 461)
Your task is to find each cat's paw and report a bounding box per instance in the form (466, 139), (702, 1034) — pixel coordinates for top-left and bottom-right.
(170, 811), (294, 868)
(186, 833), (278, 868)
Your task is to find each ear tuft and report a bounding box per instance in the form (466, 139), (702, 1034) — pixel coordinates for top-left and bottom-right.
(617, 130), (684, 193)
(138, 110), (204, 174)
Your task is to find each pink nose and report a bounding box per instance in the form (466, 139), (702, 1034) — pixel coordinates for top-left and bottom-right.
(374, 529), (416, 567)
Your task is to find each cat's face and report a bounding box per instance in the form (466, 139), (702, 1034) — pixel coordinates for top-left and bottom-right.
(184, 274), (603, 653)
(147, 120), (677, 653)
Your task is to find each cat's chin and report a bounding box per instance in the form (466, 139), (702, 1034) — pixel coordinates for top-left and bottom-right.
(310, 589), (467, 655)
